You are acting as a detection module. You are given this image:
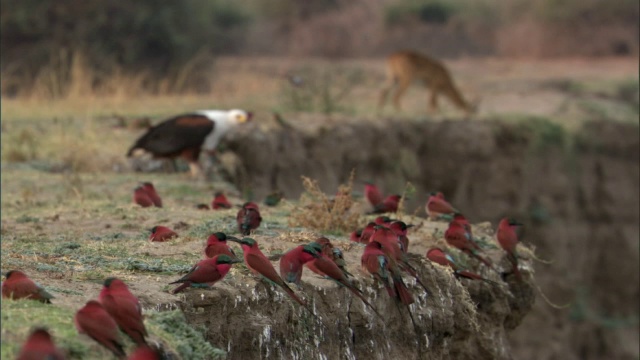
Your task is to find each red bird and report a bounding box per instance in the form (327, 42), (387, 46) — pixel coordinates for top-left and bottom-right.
(140, 182), (162, 208)
(133, 186), (154, 208)
(2, 270), (54, 303)
(364, 181), (384, 208)
(305, 238), (352, 278)
(362, 240), (414, 305)
(452, 213), (473, 240)
(425, 192), (458, 220)
(170, 255), (240, 294)
(128, 345), (162, 360)
(17, 327), (65, 360)
(388, 220), (412, 253)
(370, 225), (430, 293)
(228, 237), (307, 306)
(279, 244), (321, 286)
(351, 222), (376, 244)
(149, 226), (178, 242)
(306, 247), (382, 317)
(204, 232), (239, 259)
(369, 194), (401, 214)
(74, 300), (126, 358)
(349, 229), (363, 243)
(236, 202), (262, 236)
(211, 192), (232, 210)
(444, 221), (494, 270)
(99, 278), (148, 345)
(497, 218), (524, 280)
(426, 248), (498, 285)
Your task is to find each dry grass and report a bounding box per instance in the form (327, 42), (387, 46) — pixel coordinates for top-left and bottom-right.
(288, 170), (361, 234)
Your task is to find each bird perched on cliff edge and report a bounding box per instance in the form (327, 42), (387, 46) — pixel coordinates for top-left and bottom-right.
(426, 192), (458, 221)
(169, 255), (241, 294)
(497, 217), (524, 281)
(127, 109), (252, 178)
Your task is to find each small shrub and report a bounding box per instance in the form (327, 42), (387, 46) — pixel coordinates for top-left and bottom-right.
(288, 170), (360, 234)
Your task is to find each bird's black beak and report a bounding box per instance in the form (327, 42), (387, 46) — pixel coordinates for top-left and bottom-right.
(226, 236), (241, 241)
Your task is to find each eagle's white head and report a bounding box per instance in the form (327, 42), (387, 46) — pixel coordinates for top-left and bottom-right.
(227, 109), (253, 124)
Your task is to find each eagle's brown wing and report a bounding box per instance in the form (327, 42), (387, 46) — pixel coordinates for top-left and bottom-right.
(127, 114), (214, 158)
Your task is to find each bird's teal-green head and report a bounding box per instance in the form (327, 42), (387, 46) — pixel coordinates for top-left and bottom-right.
(103, 277), (118, 287)
(214, 232), (240, 241)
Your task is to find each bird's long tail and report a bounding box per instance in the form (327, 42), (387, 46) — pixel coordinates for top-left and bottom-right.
(170, 282), (191, 294)
(392, 273), (415, 305)
(467, 249), (500, 274)
(399, 260), (430, 295)
(455, 270), (501, 286)
(346, 284), (383, 319)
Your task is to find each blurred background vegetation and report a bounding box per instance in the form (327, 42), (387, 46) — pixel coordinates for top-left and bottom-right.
(2, 0), (638, 98)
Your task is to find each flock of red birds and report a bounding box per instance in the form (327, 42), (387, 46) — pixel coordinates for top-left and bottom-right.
(3, 180), (525, 359)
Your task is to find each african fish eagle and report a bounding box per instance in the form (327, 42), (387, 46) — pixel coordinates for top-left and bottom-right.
(127, 109), (252, 177)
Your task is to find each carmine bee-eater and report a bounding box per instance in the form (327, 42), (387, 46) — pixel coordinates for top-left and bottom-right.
(148, 226), (178, 242)
(305, 238), (352, 278)
(236, 202), (262, 236)
(361, 240), (414, 305)
(99, 278), (148, 345)
(370, 225), (430, 293)
(426, 248), (498, 285)
(17, 327), (65, 360)
(388, 220), (412, 253)
(305, 244), (382, 317)
(370, 194), (402, 214)
(227, 237), (308, 307)
(452, 212), (473, 240)
(497, 217), (524, 281)
(350, 222), (377, 244)
(133, 186), (154, 208)
(74, 300), (126, 358)
(204, 232), (239, 259)
(128, 345), (162, 360)
(2, 270), (54, 303)
(444, 221), (494, 270)
(140, 182), (162, 208)
(425, 192), (458, 221)
(279, 244), (321, 286)
(349, 228), (363, 243)
(363, 181), (384, 208)
(170, 254), (241, 294)
(211, 192), (232, 210)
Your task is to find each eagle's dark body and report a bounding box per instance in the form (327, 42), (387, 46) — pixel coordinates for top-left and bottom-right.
(127, 109), (251, 177)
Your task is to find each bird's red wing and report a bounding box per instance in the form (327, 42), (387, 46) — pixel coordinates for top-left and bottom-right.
(428, 199), (456, 214)
(246, 252), (281, 282)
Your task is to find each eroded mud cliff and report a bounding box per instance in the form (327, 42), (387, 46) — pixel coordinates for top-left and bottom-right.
(215, 116), (639, 359)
